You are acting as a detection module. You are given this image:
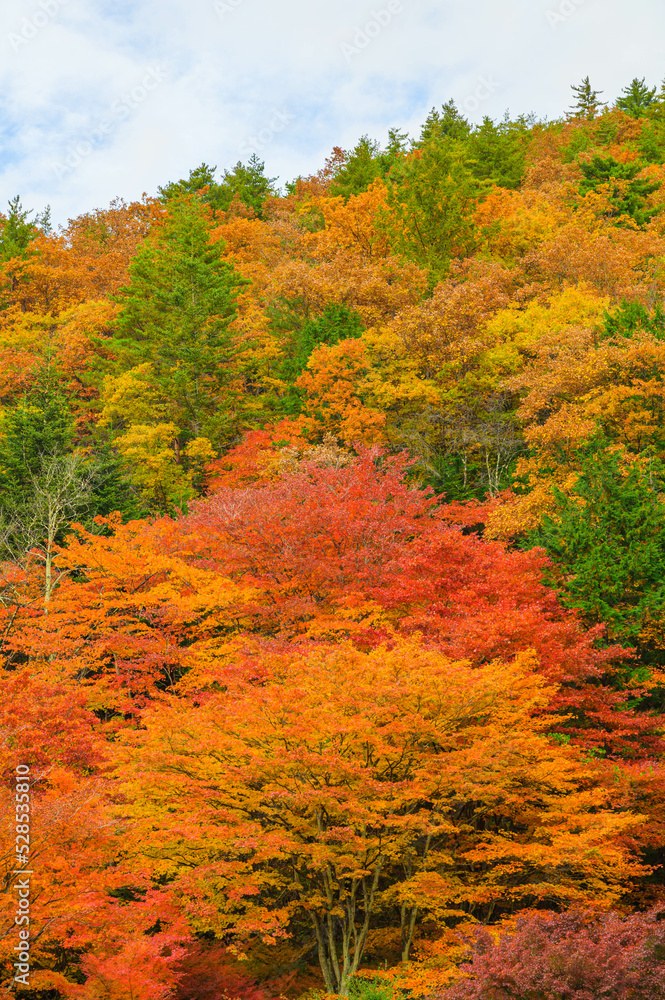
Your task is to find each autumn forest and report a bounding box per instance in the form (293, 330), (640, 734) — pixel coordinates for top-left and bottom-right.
(3, 76), (665, 999)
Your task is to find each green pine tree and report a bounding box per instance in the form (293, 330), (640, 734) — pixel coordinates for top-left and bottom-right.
(529, 442), (665, 653)
(328, 136), (385, 199)
(603, 300), (665, 340)
(0, 197), (42, 262)
(468, 114), (531, 189)
(216, 154), (279, 217)
(417, 100), (471, 146)
(636, 117), (665, 164)
(578, 153), (661, 226)
(322, 131), (409, 201)
(0, 369), (75, 508)
(616, 77), (657, 118)
(112, 194), (245, 447)
(569, 76), (607, 120)
(385, 127), (409, 158)
(159, 157), (278, 218)
(158, 163), (218, 202)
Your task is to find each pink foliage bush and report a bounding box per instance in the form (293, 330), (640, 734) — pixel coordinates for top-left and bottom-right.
(444, 907), (665, 1000)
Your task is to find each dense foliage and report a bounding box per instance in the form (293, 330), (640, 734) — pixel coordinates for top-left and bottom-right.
(1, 77), (665, 999)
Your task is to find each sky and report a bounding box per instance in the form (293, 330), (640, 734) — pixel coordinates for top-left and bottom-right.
(0, 0), (664, 226)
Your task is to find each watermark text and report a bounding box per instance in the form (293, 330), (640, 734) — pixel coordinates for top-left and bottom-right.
(340, 1), (403, 63)
(13, 765), (32, 988)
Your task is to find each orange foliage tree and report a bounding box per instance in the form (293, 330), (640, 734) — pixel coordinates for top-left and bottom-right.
(117, 641), (643, 996)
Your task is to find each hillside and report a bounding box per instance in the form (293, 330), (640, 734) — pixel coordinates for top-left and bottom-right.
(2, 77), (665, 1000)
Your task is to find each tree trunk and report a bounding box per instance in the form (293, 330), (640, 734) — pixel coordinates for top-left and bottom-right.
(311, 861), (383, 996)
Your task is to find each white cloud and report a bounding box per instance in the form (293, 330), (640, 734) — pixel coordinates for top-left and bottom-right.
(0, 0), (663, 224)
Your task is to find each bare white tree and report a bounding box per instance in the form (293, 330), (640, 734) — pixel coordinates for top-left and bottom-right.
(0, 451), (97, 612)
